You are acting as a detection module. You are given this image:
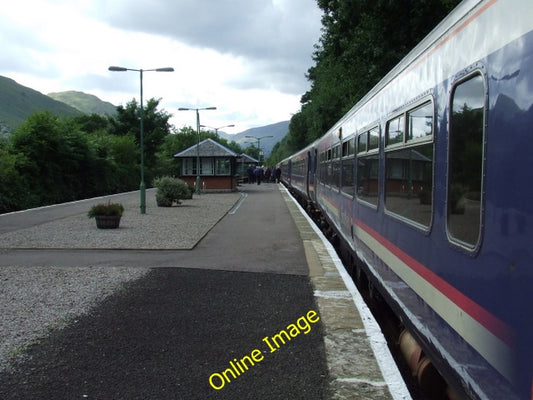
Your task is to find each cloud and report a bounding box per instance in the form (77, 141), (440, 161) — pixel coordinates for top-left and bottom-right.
(91, 0), (321, 94)
(1, 0), (322, 132)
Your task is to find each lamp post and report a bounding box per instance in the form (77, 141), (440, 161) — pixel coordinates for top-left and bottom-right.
(178, 107), (217, 194)
(108, 65), (174, 214)
(245, 135), (273, 164)
(200, 124), (235, 135)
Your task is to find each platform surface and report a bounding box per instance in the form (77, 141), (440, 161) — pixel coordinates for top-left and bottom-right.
(0, 183), (409, 399)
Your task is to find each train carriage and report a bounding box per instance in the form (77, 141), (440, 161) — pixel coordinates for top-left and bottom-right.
(283, 0), (533, 398)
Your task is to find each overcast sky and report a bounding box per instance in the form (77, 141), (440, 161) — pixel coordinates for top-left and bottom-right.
(0, 0), (322, 133)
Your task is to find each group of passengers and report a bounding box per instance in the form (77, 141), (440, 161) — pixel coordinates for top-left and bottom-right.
(247, 165), (281, 185)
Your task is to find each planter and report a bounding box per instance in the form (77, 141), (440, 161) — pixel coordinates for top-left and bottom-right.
(95, 215), (121, 229)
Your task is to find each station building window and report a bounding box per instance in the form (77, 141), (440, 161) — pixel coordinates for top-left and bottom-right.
(447, 73), (485, 249)
(356, 126), (380, 207)
(215, 158), (232, 175)
(182, 158), (216, 176)
(385, 100), (434, 227)
(183, 158), (197, 175)
(200, 158), (214, 175)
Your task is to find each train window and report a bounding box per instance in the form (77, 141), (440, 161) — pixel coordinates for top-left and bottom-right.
(386, 114), (405, 146)
(385, 101), (434, 227)
(447, 73), (485, 249)
(358, 133), (368, 153)
(333, 145), (340, 159)
(292, 159), (305, 178)
(321, 148), (334, 186)
(369, 127), (379, 150)
(332, 144), (341, 188)
(356, 126), (380, 207)
(342, 137), (355, 157)
(407, 102), (433, 141)
(341, 138), (355, 197)
(318, 151), (325, 183)
(342, 164), (355, 196)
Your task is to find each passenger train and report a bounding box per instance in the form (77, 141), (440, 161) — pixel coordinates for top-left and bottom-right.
(280, 0), (532, 398)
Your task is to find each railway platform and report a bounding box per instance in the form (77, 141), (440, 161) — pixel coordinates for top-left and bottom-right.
(0, 183), (410, 399)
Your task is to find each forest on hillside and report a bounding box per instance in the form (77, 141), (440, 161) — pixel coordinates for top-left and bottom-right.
(267, 0), (461, 164)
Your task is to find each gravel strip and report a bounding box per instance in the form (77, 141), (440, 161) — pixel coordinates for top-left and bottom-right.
(0, 266), (150, 372)
(0, 191), (241, 249)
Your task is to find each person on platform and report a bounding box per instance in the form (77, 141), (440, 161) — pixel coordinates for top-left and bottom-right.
(275, 166), (282, 183)
(254, 166), (264, 185)
(247, 165), (255, 184)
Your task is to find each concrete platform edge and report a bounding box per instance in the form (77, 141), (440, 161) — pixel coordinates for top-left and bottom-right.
(279, 186), (412, 400)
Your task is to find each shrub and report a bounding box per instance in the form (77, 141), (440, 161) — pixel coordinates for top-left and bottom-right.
(88, 201), (124, 218)
(153, 176), (191, 207)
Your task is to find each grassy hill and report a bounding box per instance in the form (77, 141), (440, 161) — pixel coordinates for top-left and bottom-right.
(48, 91), (116, 116)
(0, 76), (81, 135)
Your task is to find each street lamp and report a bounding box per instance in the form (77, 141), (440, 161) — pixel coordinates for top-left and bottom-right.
(178, 107), (217, 194)
(108, 65), (174, 214)
(245, 135), (273, 164)
(200, 124), (235, 135)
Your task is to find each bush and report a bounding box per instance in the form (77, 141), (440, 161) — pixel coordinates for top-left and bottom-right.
(153, 176), (191, 207)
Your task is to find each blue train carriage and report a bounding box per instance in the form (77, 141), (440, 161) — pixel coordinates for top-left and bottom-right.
(280, 142), (319, 209)
(292, 0), (533, 398)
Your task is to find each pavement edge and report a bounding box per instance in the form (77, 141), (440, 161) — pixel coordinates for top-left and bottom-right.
(279, 185), (409, 400)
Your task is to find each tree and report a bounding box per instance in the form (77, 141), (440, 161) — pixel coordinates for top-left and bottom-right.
(87, 131), (139, 193)
(8, 112), (96, 206)
(266, 138), (292, 166)
(0, 144), (26, 212)
(71, 113), (110, 134)
(152, 126), (196, 178)
(280, 0), (461, 157)
(108, 98), (173, 183)
(243, 145), (260, 161)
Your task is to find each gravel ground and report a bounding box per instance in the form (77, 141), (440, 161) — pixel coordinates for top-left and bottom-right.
(0, 191), (241, 374)
(0, 191), (241, 249)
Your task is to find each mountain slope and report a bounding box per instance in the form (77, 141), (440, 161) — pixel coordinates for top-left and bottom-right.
(217, 120), (289, 156)
(0, 76), (81, 135)
(48, 91), (116, 116)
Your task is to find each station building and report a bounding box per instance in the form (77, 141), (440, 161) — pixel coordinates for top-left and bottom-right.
(174, 138), (252, 192)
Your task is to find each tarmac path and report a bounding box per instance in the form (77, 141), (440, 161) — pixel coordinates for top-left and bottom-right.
(0, 268), (329, 399)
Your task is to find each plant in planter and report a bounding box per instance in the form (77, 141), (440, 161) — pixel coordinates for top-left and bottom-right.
(153, 176), (191, 207)
(88, 201), (124, 229)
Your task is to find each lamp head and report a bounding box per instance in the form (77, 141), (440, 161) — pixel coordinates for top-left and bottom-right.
(108, 66), (128, 72)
